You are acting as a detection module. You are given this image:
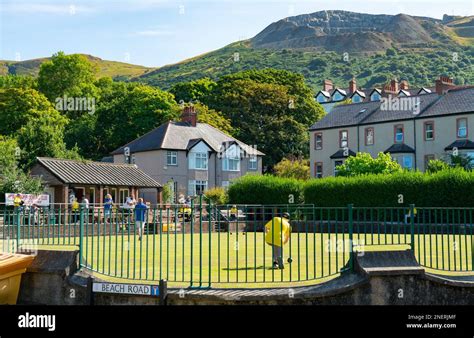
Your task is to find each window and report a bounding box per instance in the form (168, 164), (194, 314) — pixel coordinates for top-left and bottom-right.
(424, 121), (434, 141)
(248, 156), (257, 170)
(334, 160), (343, 176)
(365, 127), (374, 146)
(424, 154), (435, 170)
(371, 92), (381, 101)
(89, 188), (96, 205)
(457, 118), (467, 138)
(167, 151), (178, 166)
(315, 162), (323, 178)
(352, 95), (362, 103)
(188, 180), (208, 196)
(394, 125), (404, 143)
(401, 156), (413, 169)
(339, 130), (348, 148)
(333, 92), (344, 101)
(314, 133), (323, 150)
(119, 189), (129, 204)
(190, 152), (208, 170)
(317, 94), (327, 103)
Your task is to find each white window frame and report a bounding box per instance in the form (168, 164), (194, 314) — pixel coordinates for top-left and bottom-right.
(166, 151), (178, 166)
(248, 156), (257, 170)
(222, 144), (241, 172)
(457, 118), (467, 138)
(188, 180), (208, 196)
(189, 152), (208, 170)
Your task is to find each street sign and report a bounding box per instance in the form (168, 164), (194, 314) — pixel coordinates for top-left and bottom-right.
(88, 279), (167, 305)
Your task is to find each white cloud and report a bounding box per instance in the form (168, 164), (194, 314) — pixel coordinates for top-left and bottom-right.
(1, 3), (94, 14)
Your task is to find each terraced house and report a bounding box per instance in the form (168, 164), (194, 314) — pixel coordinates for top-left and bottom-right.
(112, 106), (264, 202)
(310, 76), (474, 178)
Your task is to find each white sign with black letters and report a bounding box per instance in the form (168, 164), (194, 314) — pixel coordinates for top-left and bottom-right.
(92, 282), (159, 296)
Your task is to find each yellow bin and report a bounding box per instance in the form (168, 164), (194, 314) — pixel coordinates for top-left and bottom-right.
(0, 253), (35, 305)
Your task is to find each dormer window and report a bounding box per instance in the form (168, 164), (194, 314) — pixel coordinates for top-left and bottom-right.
(317, 94), (327, 103)
(370, 92), (381, 101)
(332, 89), (346, 102)
(333, 92), (344, 101)
(352, 95), (362, 103)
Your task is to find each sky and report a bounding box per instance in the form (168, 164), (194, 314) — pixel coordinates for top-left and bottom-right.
(1, 0), (474, 67)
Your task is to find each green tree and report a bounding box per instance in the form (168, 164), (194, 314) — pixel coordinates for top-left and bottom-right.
(336, 152), (402, 176)
(192, 103), (234, 135)
(169, 78), (217, 103)
(17, 113), (80, 169)
(274, 157), (310, 180)
(206, 69), (325, 168)
(0, 75), (36, 89)
(94, 82), (180, 155)
(37, 52), (98, 108)
(0, 87), (58, 136)
(0, 137), (43, 201)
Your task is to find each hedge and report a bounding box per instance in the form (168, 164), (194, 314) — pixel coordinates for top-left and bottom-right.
(305, 169), (474, 207)
(228, 169), (474, 207)
(227, 175), (304, 205)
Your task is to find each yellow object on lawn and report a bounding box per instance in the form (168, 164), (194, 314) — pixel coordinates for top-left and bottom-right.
(264, 217), (291, 247)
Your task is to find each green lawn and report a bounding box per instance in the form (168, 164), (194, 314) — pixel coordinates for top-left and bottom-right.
(22, 230), (474, 288)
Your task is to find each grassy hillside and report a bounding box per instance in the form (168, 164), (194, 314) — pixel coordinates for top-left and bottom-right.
(0, 54), (153, 80)
(135, 41), (474, 91)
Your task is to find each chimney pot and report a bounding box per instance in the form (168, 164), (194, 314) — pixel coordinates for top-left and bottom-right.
(400, 80), (409, 91)
(349, 78), (357, 94)
(181, 105), (197, 127)
(323, 79), (333, 92)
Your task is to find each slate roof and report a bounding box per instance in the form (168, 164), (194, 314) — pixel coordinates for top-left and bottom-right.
(111, 122), (264, 156)
(384, 144), (416, 154)
(444, 139), (474, 151)
(310, 87), (474, 131)
(36, 157), (161, 188)
(330, 149), (357, 159)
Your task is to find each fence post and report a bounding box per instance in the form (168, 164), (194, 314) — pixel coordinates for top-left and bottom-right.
(16, 208), (21, 252)
(348, 204), (354, 272)
(410, 204), (415, 252)
(79, 207), (84, 268)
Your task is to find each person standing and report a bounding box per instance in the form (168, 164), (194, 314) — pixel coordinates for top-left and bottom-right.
(104, 194), (113, 224)
(135, 198), (148, 241)
(264, 212), (291, 269)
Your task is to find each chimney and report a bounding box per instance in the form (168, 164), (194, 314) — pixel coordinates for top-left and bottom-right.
(349, 78), (357, 93)
(390, 79), (399, 93)
(383, 78), (399, 95)
(435, 75), (455, 95)
(400, 80), (409, 91)
(181, 105), (197, 127)
(323, 79), (333, 92)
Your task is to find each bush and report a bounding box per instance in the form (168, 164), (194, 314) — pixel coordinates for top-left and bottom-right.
(336, 152), (402, 176)
(304, 168), (474, 207)
(274, 157), (310, 180)
(227, 175), (304, 205)
(204, 187), (228, 205)
(426, 159), (450, 173)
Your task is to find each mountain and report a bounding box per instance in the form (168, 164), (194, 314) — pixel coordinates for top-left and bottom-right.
(0, 54), (153, 80)
(3, 11), (474, 91)
(135, 11), (474, 90)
